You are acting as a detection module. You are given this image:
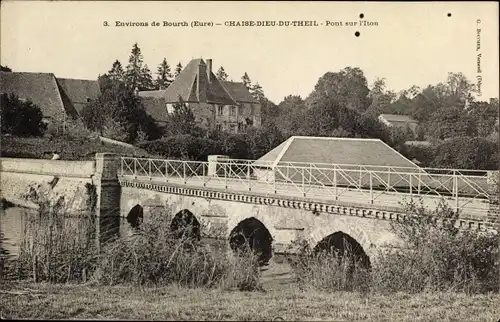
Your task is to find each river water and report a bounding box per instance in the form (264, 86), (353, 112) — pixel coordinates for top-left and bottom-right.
(0, 207), (36, 259)
(0, 206), (130, 260)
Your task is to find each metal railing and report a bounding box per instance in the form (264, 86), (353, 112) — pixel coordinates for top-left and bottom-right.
(119, 157), (496, 218)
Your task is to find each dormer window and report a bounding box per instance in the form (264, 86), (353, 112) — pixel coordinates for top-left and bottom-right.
(217, 105), (224, 116)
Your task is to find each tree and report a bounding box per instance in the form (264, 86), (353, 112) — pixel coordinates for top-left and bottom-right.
(140, 64), (155, 91)
(216, 66), (229, 81)
(250, 82), (265, 101)
(306, 67), (371, 113)
(155, 58), (173, 89)
(167, 96), (200, 136)
(125, 43), (145, 90)
(275, 95), (308, 137)
(469, 99), (499, 137)
(81, 75), (160, 143)
(432, 137), (498, 170)
(175, 62), (183, 78)
(108, 60), (125, 82)
(241, 72), (252, 90)
(0, 93), (45, 136)
(0, 65), (12, 72)
(365, 78), (397, 117)
(427, 106), (477, 141)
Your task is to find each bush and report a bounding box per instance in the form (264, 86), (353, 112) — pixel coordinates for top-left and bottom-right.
(0, 93), (46, 136)
(0, 135), (151, 160)
(138, 135), (222, 161)
(371, 200), (499, 294)
(432, 137), (498, 170)
(6, 204), (262, 291)
(12, 208), (97, 283)
(95, 209), (261, 290)
(288, 200), (499, 294)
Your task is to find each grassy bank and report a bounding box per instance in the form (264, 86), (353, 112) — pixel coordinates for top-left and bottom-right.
(1, 281), (500, 321)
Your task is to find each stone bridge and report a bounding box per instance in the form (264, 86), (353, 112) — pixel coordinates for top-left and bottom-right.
(94, 153), (499, 265)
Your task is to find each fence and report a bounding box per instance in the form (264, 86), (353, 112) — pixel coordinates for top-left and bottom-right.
(119, 157), (495, 216)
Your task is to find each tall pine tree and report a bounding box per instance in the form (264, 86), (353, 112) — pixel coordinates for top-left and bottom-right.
(140, 64), (154, 91)
(216, 66), (229, 81)
(241, 72), (252, 90)
(250, 82), (265, 101)
(108, 60), (124, 82)
(175, 62), (183, 78)
(155, 58), (173, 89)
(125, 43), (144, 90)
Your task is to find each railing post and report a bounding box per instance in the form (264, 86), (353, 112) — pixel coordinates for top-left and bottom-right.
(334, 167), (338, 200)
(274, 166), (277, 194)
(183, 162), (186, 184)
(203, 162), (206, 187)
(302, 167), (306, 197)
(224, 163), (228, 189)
(418, 172), (421, 195)
(309, 164), (312, 184)
(134, 159), (137, 178)
(120, 158), (123, 176)
(165, 160), (168, 183)
(148, 160), (152, 179)
(247, 162), (251, 191)
(409, 174), (413, 197)
(387, 168), (391, 189)
(370, 172), (373, 204)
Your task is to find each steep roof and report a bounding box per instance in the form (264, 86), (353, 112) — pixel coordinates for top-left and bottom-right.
(256, 136), (420, 169)
(0, 71), (78, 119)
(379, 114), (418, 124)
(140, 59), (237, 106)
(56, 78), (100, 114)
(221, 81), (259, 104)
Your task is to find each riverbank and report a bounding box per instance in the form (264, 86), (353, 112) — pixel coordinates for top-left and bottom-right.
(1, 280), (499, 321)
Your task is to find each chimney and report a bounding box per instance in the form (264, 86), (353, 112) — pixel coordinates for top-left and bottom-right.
(197, 60), (208, 102)
(206, 59), (212, 83)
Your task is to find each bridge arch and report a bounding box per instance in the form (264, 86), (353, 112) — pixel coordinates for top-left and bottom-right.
(313, 231), (371, 269)
(126, 204), (144, 229)
(308, 223), (375, 264)
(229, 217), (273, 266)
(170, 209), (201, 241)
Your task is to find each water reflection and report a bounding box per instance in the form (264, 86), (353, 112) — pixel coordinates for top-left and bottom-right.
(0, 207), (128, 260)
(0, 207), (37, 259)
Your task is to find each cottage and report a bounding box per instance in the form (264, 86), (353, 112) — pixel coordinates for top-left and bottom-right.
(0, 71), (100, 122)
(378, 114), (419, 135)
(139, 58), (262, 133)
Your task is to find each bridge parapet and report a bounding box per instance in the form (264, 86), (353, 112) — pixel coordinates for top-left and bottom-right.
(118, 156), (496, 224)
(119, 157), (498, 229)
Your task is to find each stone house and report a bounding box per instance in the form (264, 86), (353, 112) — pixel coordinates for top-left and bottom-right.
(139, 58), (262, 134)
(0, 71), (100, 124)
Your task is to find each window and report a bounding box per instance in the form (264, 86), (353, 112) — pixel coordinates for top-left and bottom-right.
(217, 105), (224, 116)
(216, 123), (222, 132)
(250, 104), (254, 116)
(230, 106), (236, 117)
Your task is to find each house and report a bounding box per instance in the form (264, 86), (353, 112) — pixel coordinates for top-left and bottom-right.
(56, 78), (101, 115)
(138, 58), (262, 133)
(253, 136), (420, 183)
(378, 114), (419, 135)
(0, 71), (100, 122)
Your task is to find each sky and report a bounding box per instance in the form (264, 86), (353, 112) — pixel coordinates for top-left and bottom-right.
(1, 1), (499, 104)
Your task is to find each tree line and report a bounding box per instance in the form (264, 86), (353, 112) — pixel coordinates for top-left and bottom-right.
(1, 43), (498, 170)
